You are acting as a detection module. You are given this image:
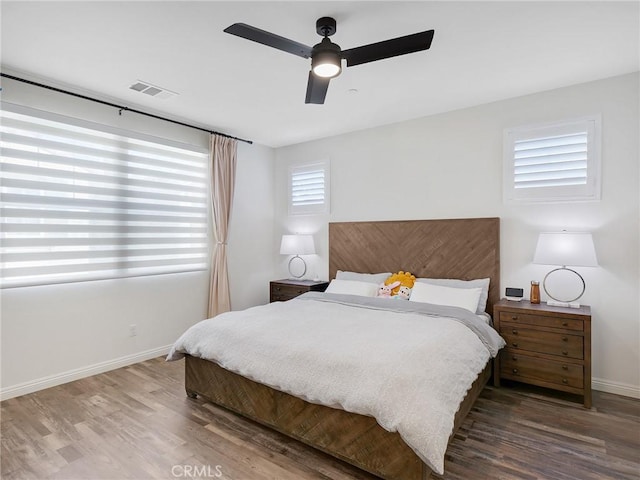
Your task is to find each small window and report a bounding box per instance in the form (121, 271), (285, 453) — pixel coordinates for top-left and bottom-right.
(504, 116), (601, 203)
(288, 160), (330, 215)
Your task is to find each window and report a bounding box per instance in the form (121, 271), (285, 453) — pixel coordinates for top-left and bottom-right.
(0, 102), (210, 288)
(288, 160), (330, 215)
(503, 116), (601, 203)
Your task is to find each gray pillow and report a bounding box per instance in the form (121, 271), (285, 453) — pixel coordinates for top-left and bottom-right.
(415, 277), (490, 314)
(336, 270), (392, 284)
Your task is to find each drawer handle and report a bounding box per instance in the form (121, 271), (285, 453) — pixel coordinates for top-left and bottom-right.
(512, 343), (519, 348)
(512, 329), (518, 335)
(275, 286), (281, 291)
(562, 365), (568, 370)
(562, 350), (568, 356)
(297, 289), (304, 294)
(512, 356), (518, 361)
(512, 368), (518, 374)
(562, 378), (568, 384)
(562, 322), (569, 327)
(511, 315), (518, 321)
(562, 336), (568, 342)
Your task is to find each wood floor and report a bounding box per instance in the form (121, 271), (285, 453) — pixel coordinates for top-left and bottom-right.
(2, 357), (639, 480)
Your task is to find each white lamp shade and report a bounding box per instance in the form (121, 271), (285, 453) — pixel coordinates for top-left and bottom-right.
(533, 232), (598, 267)
(280, 234), (316, 255)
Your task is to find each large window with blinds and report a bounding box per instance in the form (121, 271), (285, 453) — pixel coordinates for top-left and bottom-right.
(288, 160), (330, 215)
(0, 102), (210, 288)
(503, 116), (601, 203)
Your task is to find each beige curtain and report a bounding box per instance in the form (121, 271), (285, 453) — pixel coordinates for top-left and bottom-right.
(207, 134), (238, 318)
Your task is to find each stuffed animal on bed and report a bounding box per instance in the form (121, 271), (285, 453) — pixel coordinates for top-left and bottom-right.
(377, 280), (401, 298)
(395, 285), (412, 300)
(384, 271), (416, 298)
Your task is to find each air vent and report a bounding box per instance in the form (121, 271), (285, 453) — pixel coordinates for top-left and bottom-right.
(128, 80), (178, 100)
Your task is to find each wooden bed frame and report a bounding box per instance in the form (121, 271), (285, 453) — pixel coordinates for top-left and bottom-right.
(185, 217), (500, 479)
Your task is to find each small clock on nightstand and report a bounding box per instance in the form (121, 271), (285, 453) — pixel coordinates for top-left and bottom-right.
(270, 279), (329, 303)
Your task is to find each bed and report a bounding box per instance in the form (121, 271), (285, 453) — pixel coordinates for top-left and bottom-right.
(168, 217), (502, 479)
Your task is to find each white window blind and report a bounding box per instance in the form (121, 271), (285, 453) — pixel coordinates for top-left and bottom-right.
(0, 102), (210, 288)
(288, 161), (330, 215)
(504, 116), (601, 203)
(514, 132), (588, 188)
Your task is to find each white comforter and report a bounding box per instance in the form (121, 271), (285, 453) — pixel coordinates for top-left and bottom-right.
(167, 293), (505, 475)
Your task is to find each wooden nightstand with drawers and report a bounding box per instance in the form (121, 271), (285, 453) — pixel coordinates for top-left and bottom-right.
(269, 279), (329, 303)
(493, 299), (592, 408)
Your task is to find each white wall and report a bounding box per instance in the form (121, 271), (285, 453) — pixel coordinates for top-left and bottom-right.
(274, 72), (640, 398)
(0, 77), (275, 398)
(228, 141), (276, 310)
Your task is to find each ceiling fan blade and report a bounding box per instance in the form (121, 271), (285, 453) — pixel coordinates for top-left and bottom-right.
(342, 30), (435, 67)
(224, 23), (313, 58)
(305, 71), (330, 104)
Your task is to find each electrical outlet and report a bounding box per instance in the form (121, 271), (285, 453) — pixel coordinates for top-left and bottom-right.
(129, 324), (137, 337)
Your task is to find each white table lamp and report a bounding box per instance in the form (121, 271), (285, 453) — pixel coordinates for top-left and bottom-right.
(533, 232), (598, 308)
(280, 234), (315, 279)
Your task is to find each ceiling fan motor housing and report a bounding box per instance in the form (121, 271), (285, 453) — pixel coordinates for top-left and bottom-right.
(311, 38), (342, 78)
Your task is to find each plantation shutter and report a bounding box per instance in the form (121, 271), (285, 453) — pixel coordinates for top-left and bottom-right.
(0, 102), (210, 288)
(504, 116), (601, 203)
(514, 132), (588, 189)
(288, 161), (330, 215)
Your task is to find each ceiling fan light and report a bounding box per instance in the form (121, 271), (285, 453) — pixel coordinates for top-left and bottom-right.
(313, 62), (341, 78)
(311, 50), (342, 78)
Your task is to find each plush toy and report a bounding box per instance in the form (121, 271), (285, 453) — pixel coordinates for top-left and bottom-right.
(384, 271), (416, 296)
(395, 285), (412, 300)
(377, 280), (401, 298)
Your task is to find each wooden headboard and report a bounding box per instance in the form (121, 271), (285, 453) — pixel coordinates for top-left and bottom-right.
(328, 218), (500, 314)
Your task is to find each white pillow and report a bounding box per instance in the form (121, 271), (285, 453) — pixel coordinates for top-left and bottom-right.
(409, 282), (483, 313)
(335, 270), (391, 284)
(325, 279), (379, 297)
(416, 277), (490, 314)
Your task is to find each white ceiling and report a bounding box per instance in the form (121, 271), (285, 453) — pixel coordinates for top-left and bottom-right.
(2, 1), (638, 147)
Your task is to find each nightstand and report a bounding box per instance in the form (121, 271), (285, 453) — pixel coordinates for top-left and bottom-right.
(493, 299), (592, 408)
(270, 279), (329, 303)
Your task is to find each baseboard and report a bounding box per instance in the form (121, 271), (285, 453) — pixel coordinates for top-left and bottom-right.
(592, 377), (640, 399)
(4, 352), (637, 402)
(0, 345), (172, 401)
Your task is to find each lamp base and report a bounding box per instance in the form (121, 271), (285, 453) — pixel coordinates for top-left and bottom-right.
(287, 255), (307, 279)
(542, 266), (586, 306)
(546, 300), (582, 309)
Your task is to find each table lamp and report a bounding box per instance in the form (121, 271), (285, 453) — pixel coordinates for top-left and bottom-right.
(280, 234), (315, 279)
(533, 231), (598, 308)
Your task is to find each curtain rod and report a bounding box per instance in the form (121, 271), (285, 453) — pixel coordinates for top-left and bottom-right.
(0, 73), (252, 145)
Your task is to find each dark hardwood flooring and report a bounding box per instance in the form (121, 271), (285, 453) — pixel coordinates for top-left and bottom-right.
(2, 357), (638, 480)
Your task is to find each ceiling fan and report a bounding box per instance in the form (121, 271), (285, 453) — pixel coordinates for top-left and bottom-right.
(224, 17), (435, 105)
